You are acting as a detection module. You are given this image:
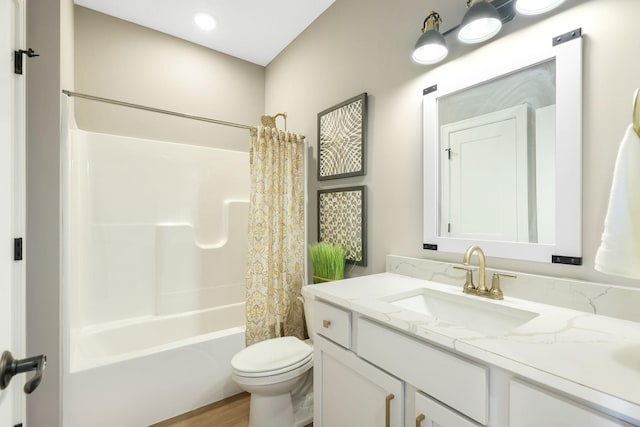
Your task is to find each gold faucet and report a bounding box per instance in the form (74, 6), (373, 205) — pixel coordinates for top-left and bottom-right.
(454, 246), (517, 300)
(463, 245), (489, 296)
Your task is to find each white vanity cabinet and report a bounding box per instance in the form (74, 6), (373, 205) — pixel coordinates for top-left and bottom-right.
(313, 300), (404, 427)
(313, 299), (486, 427)
(311, 297), (637, 427)
(509, 380), (634, 427)
(314, 335), (404, 427)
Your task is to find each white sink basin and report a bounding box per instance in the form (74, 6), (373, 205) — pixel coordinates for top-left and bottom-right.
(385, 288), (538, 336)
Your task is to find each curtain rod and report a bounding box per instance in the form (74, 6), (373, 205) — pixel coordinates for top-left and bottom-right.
(62, 90), (254, 131)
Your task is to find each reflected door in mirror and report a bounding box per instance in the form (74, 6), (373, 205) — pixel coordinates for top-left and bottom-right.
(441, 104), (530, 242)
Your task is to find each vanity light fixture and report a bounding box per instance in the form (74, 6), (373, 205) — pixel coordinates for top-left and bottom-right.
(412, 11), (449, 65)
(412, 0), (576, 66)
(515, 0), (565, 15)
(458, 0), (503, 44)
(194, 12), (216, 31)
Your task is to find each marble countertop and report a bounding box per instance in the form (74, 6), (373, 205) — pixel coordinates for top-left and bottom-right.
(302, 272), (640, 423)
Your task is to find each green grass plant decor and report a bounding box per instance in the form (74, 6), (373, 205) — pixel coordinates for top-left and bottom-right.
(310, 242), (346, 284)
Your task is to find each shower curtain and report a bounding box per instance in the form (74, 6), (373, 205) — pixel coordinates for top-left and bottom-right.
(245, 126), (305, 345)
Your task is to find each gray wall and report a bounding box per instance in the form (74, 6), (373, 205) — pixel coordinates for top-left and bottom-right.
(265, 0), (640, 288)
(26, 0), (74, 424)
(74, 6), (265, 151)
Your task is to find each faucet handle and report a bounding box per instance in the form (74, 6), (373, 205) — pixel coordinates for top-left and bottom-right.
(453, 265), (476, 294)
(489, 272), (517, 300)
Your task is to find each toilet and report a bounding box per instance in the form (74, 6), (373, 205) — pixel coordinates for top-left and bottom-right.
(231, 297), (315, 427)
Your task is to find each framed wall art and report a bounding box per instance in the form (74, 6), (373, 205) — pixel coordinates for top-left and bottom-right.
(317, 186), (367, 266)
(317, 93), (368, 180)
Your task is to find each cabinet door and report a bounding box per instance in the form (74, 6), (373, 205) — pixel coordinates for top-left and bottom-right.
(414, 391), (482, 427)
(314, 335), (404, 427)
(510, 380), (633, 427)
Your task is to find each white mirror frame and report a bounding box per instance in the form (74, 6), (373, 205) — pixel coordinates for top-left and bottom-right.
(423, 31), (582, 264)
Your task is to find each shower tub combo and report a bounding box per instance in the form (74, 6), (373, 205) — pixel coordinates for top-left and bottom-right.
(63, 129), (249, 426)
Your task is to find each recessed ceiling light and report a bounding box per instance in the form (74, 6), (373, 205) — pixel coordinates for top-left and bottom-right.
(194, 13), (216, 31)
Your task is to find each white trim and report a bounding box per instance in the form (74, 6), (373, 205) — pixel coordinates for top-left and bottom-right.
(423, 33), (582, 263)
(13, 0), (27, 422)
(1, 0), (27, 424)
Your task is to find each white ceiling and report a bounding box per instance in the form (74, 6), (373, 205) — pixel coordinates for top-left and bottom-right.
(74, 0), (336, 66)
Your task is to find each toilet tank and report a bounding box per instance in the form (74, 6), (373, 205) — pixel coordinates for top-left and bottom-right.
(300, 286), (315, 340)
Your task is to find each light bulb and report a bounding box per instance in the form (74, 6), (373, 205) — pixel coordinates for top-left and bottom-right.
(516, 0), (565, 15)
(458, 17), (502, 44)
(413, 43), (449, 65)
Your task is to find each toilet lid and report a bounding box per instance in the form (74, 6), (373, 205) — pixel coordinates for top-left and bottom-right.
(231, 336), (312, 376)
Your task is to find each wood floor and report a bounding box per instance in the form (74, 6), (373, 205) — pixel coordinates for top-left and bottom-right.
(150, 393), (312, 427)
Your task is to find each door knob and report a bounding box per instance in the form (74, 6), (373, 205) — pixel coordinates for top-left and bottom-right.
(0, 350), (47, 394)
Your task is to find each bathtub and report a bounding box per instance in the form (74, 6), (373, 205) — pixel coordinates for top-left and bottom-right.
(63, 128), (251, 426)
(63, 302), (246, 427)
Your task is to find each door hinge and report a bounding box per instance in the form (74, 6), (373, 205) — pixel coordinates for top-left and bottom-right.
(448, 223), (451, 233)
(423, 84), (437, 95)
(445, 148), (451, 160)
(14, 237), (23, 261)
(15, 423), (23, 427)
(14, 48), (39, 75)
(551, 255), (582, 265)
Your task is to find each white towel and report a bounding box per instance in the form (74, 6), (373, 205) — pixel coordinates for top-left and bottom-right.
(595, 124), (640, 278)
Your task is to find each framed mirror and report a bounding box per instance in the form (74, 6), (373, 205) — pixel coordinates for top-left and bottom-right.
(423, 30), (582, 263)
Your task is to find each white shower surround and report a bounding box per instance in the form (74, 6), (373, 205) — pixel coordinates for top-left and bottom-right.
(63, 128), (250, 425)
(67, 130), (250, 328)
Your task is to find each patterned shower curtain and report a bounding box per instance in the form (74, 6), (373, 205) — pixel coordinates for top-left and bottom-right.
(245, 126), (306, 346)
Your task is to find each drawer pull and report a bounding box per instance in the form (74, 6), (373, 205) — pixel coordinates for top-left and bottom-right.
(385, 393), (395, 427)
(416, 413), (426, 427)
(322, 320), (331, 328)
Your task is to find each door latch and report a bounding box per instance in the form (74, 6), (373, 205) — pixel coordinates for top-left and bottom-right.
(0, 351), (46, 394)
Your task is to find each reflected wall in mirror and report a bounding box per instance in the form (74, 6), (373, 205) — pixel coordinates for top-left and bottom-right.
(423, 29), (582, 263)
(439, 60), (556, 244)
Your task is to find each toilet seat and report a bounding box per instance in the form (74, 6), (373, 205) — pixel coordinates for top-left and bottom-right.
(232, 336), (313, 379)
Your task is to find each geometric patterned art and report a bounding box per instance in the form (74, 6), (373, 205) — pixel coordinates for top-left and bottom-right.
(318, 93), (367, 180)
(318, 186), (367, 266)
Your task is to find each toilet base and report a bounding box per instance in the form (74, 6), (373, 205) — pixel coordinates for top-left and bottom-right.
(248, 390), (313, 427)
(249, 393), (294, 427)
(292, 389), (313, 427)
(246, 370), (313, 427)
(291, 368), (313, 427)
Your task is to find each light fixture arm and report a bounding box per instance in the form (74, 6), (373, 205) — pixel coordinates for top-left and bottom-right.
(421, 11), (442, 33)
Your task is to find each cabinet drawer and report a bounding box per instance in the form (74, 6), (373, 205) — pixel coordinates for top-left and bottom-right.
(509, 379), (633, 427)
(415, 391), (481, 427)
(357, 318), (488, 424)
(314, 300), (351, 348)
